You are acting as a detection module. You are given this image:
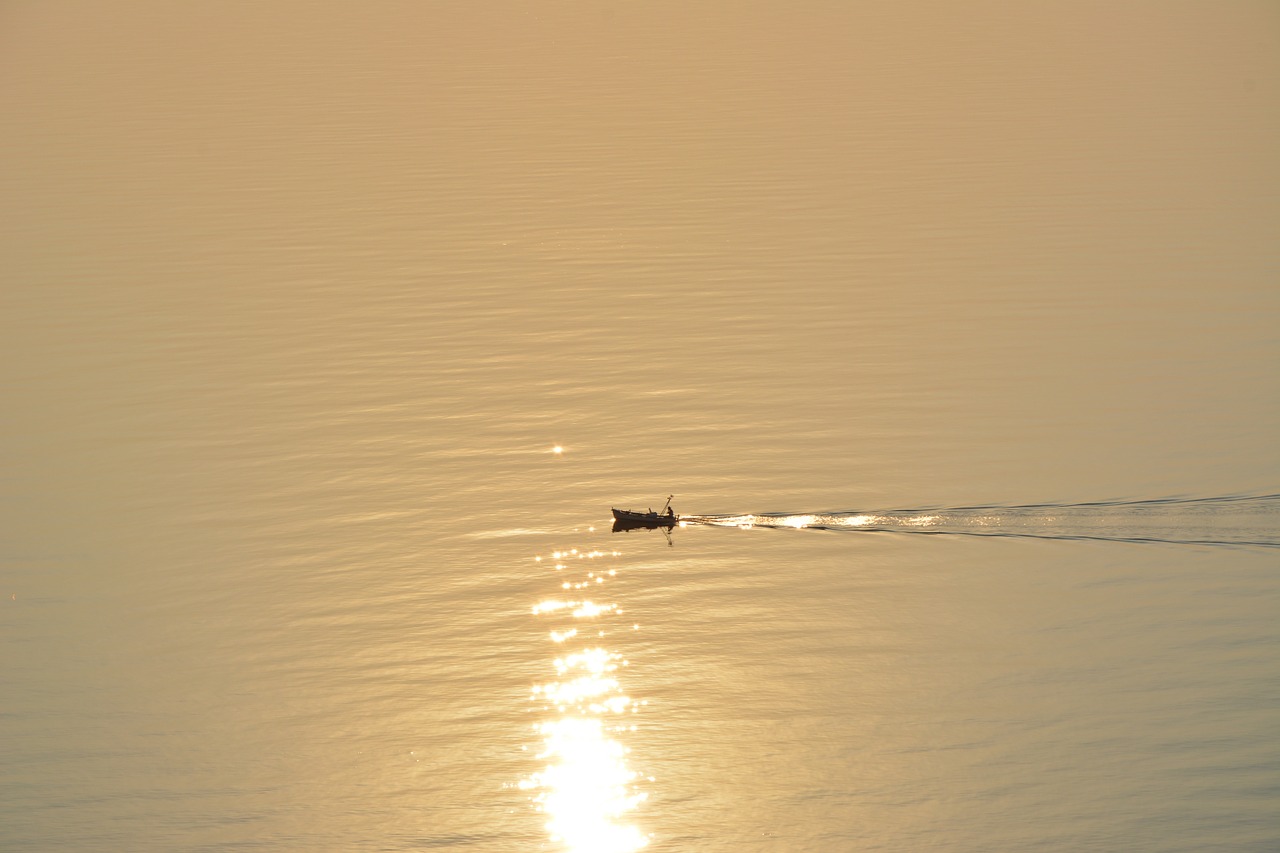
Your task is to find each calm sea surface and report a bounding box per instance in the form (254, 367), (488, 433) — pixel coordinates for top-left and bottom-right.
(3, 3), (1279, 851)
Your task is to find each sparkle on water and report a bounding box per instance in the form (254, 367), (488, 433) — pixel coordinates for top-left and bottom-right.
(523, 548), (650, 852)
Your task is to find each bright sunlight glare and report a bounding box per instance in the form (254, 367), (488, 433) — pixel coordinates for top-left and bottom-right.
(525, 547), (649, 852)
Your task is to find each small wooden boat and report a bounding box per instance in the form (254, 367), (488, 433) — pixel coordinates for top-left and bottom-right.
(611, 495), (677, 529)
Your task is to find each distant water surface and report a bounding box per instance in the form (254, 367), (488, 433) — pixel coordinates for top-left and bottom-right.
(2, 3), (1278, 851)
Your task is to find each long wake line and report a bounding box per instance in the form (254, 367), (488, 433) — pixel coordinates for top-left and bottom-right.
(872, 493), (1280, 513)
(679, 494), (1280, 548)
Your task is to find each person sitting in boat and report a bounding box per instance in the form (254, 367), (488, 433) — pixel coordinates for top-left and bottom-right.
(666, 506), (674, 517)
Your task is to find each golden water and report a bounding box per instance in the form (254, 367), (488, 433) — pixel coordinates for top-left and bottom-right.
(3, 3), (1278, 851)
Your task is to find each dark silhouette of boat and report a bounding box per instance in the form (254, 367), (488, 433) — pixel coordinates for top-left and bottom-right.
(611, 495), (677, 530)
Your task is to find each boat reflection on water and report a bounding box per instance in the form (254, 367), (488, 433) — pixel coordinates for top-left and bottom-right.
(611, 517), (679, 548)
(522, 546), (651, 852)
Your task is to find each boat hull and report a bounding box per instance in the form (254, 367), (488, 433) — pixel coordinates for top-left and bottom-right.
(611, 507), (677, 529)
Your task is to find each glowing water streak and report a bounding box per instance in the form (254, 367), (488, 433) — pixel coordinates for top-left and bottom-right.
(524, 549), (649, 852)
(525, 717), (649, 853)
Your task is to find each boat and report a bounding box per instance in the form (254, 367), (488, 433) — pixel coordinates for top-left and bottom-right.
(611, 495), (677, 529)
(611, 508), (677, 528)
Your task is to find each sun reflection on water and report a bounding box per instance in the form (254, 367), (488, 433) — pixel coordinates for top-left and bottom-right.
(522, 547), (650, 852)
